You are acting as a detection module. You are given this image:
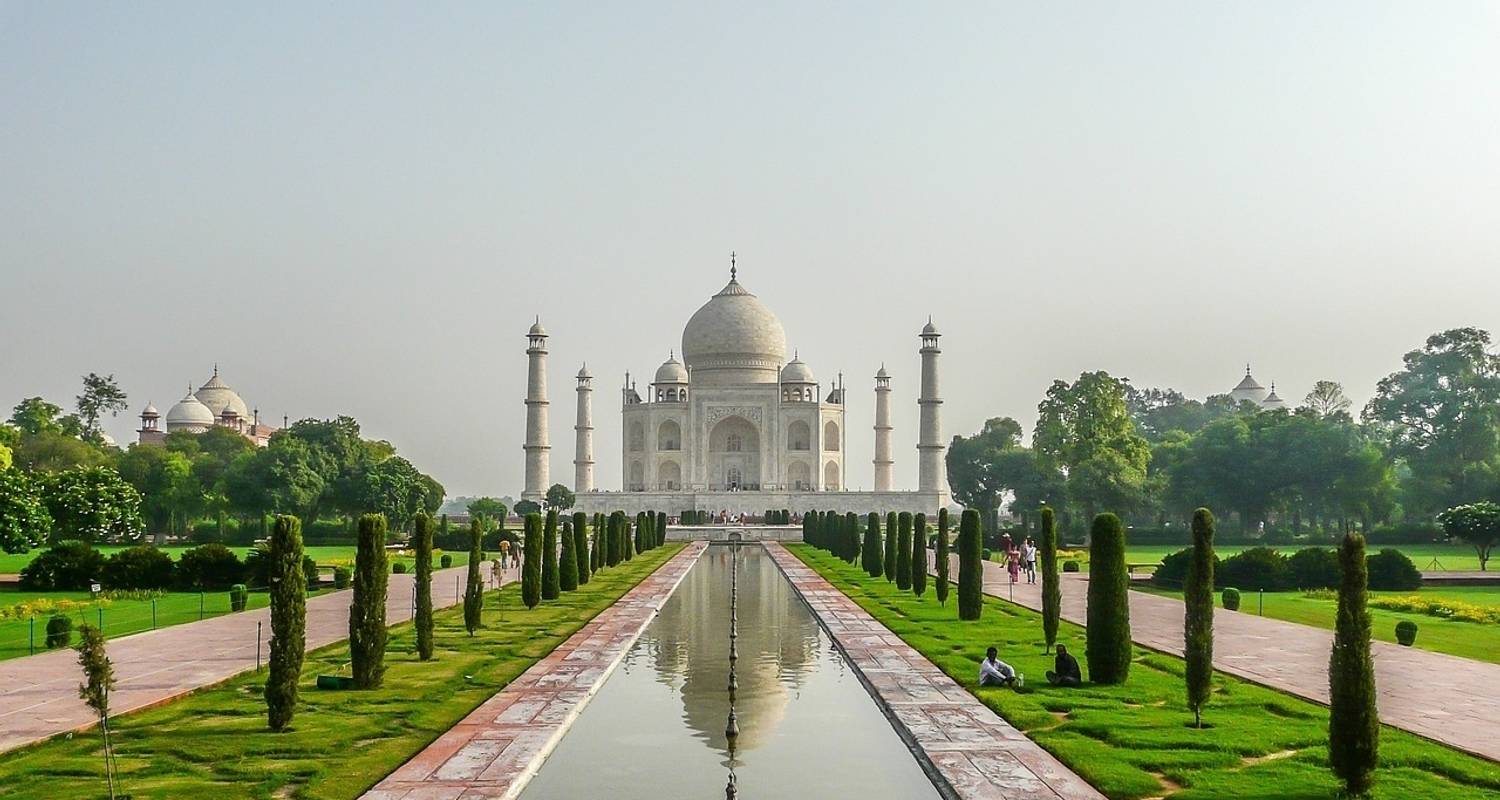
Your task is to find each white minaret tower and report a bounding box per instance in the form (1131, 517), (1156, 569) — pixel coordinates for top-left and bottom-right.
(522, 318), (550, 503)
(873, 364), (894, 492)
(574, 364), (594, 493)
(917, 318), (947, 495)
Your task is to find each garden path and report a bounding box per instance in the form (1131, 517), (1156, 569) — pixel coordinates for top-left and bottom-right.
(0, 561), (505, 754)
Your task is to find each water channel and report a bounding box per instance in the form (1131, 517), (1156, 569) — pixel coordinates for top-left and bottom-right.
(518, 544), (942, 798)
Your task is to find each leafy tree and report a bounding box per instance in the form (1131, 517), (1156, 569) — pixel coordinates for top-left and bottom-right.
(360, 456), (441, 533)
(467, 497), (508, 528)
(1329, 533), (1379, 796)
(413, 513), (435, 660)
(1184, 508), (1215, 727)
(522, 512), (542, 608)
(11, 430), (109, 473)
(0, 467), (51, 553)
(1124, 384), (1238, 442)
(884, 511), (898, 581)
(266, 515), (306, 731)
(75, 623), (119, 798)
(862, 512), (882, 578)
(515, 499), (541, 516)
(1085, 513), (1131, 684)
(934, 508), (950, 606)
(1438, 501), (1500, 571)
(1039, 506), (1060, 651)
(41, 467), (143, 543)
(573, 511), (590, 585)
(911, 512), (927, 597)
(0, 440), (11, 471)
(10, 397), (68, 435)
(542, 510), (560, 599)
(75, 373), (128, 441)
(20, 540), (104, 590)
(956, 509), (982, 620)
(464, 520), (483, 632)
(895, 512), (912, 590)
(101, 545), (174, 589)
(1302, 380), (1353, 419)
(349, 514), (389, 689)
(117, 445), (199, 536)
(946, 417), (1024, 535)
(1037, 372), (1151, 523)
(545, 483), (576, 511)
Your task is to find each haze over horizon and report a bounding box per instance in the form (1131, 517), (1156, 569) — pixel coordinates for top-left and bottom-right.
(3, 2), (1498, 497)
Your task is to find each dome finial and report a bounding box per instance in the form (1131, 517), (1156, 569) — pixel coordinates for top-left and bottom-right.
(730, 250), (737, 281)
(213, 362), (219, 377)
(1246, 362), (1252, 376)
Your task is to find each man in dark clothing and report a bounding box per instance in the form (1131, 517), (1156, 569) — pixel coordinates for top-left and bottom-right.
(1046, 644), (1082, 687)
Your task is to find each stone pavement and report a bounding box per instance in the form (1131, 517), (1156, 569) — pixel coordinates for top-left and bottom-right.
(947, 554), (1500, 763)
(362, 542), (707, 800)
(0, 561), (501, 754)
(770, 543), (1105, 800)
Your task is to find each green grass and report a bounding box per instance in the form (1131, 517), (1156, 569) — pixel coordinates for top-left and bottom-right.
(788, 544), (1500, 800)
(1034, 543), (1488, 573)
(1137, 585), (1500, 665)
(0, 545), (475, 575)
(0, 544), (682, 799)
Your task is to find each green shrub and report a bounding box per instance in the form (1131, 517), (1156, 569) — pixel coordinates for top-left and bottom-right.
(957, 509), (982, 620)
(229, 583), (248, 611)
(1039, 507), (1059, 651)
(266, 515), (306, 731)
(439, 553), (453, 569)
(559, 518), (578, 592)
(413, 513), (434, 662)
(464, 520), (483, 632)
(1063, 560), (1080, 573)
(1184, 508), (1215, 727)
(1085, 513), (1131, 685)
(176, 544), (245, 590)
(333, 566), (350, 589)
(522, 512), (542, 608)
(1222, 587), (1241, 611)
(1366, 548), (1422, 591)
(1151, 548), (1194, 589)
(391, 561), (407, 575)
(45, 613), (72, 648)
(935, 509), (951, 606)
(895, 513), (913, 590)
(884, 512), (898, 581)
(1329, 533), (1379, 796)
(19, 540), (103, 591)
(1288, 547), (1340, 590)
(101, 545), (175, 590)
(573, 512), (590, 585)
(982, 547), (992, 562)
(1395, 619), (1418, 646)
(349, 514), (389, 690)
(1217, 547), (1290, 591)
(862, 513), (882, 578)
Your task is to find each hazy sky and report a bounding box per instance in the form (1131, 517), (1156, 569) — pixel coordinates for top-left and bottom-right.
(3, 2), (1498, 497)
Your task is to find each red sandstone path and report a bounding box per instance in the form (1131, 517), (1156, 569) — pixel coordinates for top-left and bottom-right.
(0, 562), (508, 754)
(942, 554), (1500, 763)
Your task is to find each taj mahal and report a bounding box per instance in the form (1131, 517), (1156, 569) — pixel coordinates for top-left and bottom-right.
(520, 261), (951, 516)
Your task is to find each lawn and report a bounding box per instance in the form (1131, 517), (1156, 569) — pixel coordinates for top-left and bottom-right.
(1032, 542), (1487, 573)
(1137, 585), (1500, 665)
(788, 545), (1500, 800)
(0, 543), (682, 799)
(0, 545), (475, 575)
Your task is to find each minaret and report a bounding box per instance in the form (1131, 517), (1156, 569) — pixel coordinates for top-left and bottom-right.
(574, 364), (594, 493)
(522, 317), (550, 503)
(873, 364), (893, 491)
(917, 318), (947, 495)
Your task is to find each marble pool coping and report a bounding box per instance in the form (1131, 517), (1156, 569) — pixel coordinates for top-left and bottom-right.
(765, 542), (1106, 800)
(362, 541), (708, 800)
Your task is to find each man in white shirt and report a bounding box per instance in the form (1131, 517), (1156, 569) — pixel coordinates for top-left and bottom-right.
(1023, 538), (1038, 584)
(978, 647), (1017, 687)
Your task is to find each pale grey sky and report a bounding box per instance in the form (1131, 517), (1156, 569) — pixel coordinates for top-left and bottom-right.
(3, 2), (1497, 496)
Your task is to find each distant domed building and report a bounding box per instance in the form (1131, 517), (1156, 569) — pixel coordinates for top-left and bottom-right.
(137, 366), (279, 446)
(1227, 365), (1290, 411)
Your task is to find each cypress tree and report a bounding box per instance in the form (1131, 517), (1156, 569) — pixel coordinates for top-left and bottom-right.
(895, 512), (913, 591)
(623, 518), (635, 561)
(911, 512), (928, 597)
(802, 511), (814, 548)
(464, 519), (483, 633)
(350, 514), (389, 689)
(957, 509), (982, 620)
(414, 512), (435, 661)
(934, 508), (950, 606)
(657, 511), (668, 547)
(1185, 507), (1215, 727)
(607, 511), (623, 566)
(440, 513), (450, 548)
(592, 512), (605, 570)
(635, 512), (648, 553)
(559, 519), (578, 592)
(573, 511), (590, 585)
(1330, 532), (1379, 796)
(266, 514), (305, 730)
(863, 512), (882, 577)
(1086, 513), (1131, 685)
(1040, 507), (1060, 653)
(884, 512), (898, 580)
(542, 510), (560, 600)
(844, 512), (859, 564)
(522, 512), (542, 609)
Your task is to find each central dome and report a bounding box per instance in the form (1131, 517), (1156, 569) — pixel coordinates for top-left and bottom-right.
(681, 271), (787, 385)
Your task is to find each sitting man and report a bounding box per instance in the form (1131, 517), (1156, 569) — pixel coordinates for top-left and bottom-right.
(1046, 644), (1082, 687)
(978, 647), (1018, 687)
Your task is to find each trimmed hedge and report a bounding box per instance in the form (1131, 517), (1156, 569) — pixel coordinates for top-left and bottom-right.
(266, 515), (306, 731)
(349, 514), (389, 689)
(414, 513), (435, 661)
(957, 509), (982, 620)
(522, 512), (542, 609)
(1329, 533), (1379, 796)
(1085, 513), (1131, 685)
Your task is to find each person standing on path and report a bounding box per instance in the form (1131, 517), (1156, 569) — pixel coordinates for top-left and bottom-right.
(1023, 537), (1038, 584)
(498, 538), (512, 569)
(1007, 541), (1021, 583)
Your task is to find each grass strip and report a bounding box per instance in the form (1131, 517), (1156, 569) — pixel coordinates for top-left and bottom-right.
(788, 544), (1500, 800)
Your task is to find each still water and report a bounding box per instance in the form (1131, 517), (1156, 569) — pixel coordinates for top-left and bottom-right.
(519, 545), (942, 799)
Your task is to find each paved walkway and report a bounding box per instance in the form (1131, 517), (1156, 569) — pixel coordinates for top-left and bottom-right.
(0, 561), (504, 754)
(946, 554), (1500, 763)
(770, 543), (1104, 800)
(363, 542), (707, 800)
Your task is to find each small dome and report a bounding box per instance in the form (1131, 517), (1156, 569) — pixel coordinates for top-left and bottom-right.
(98, 431), (117, 447)
(141, 403), (159, 417)
(195, 367), (250, 420)
(875, 364), (889, 379)
(166, 389), (216, 429)
(655, 352), (689, 384)
(1262, 383), (1287, 410)
(921, 317), (940, 336)
(781, 353), (815, 383)
(577, 364), (592, 379)
(528, 317), (547, 337)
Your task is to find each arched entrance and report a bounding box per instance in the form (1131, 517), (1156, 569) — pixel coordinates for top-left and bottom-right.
(708, 415), (761, 490)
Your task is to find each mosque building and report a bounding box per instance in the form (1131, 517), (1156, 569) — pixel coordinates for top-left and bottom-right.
(521, 261), (951, 516)
(136, 366), (279, 446)
(1227, 365), (1288, 411)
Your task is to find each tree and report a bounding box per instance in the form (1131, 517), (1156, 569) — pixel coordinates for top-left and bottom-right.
(590, 512), (604, 571)
(635, 512), (648, 555)
(1184, 508), (1215, 727)
(1036, 372), (1151, 522)
(1302, 380), (1353, 419)
(622, 518), (634, 561)
(10, 430), (108, 473)
(466, 497), (509, 528)
(884, 511), (898, 582)
(895, 512), (913, 591)
(559, 518), (578, 592)
(266, 515), (306, 731)
(1039, 507), (1060, 652)
(1438, 501), (1500, 571)
(75, 623), (118, 798)
(42, 467), (144, 543)
(545, 483), (576, 511)
(349, 514), (389, 689)
(946, 417), (1024, 535)
(957, 509), (982, 620)
(413, 513), (435, 660)
(10, 397), (68, 435)
(117, 445), (199, 537)
(844, 511), (859, 564)
(862, 512), (882, 577)
(1329, 533), (1379, 796)
(75, 373), (128, 441)
(464, 519), (483, 632)
(911, 512), (928, 597)
(541, 510), (560, 600)
(606, 511), (623, 567)
(515, 499), (541, 516)
(934, 508), (950, 606)
(572, 511), (590, 585)
(657, 511), (668, 547)
(1085, 513), (1131, 684)
(522, 512), (542, 609)
(0, 468), (51, 553)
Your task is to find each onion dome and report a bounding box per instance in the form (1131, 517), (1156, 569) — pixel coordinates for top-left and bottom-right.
(194, 366), (250, 419)
(165, 387), (216, 430)
(654, 351), (689, 384)
(577, 364), (592, 380)
(921, 318), (940, 336)
(140, 403), (160, 418)
(780, 351), (815, 384)
(1261, 383), (1287, 410)
(528, 317), (547, 337)
(681, 267), (787, 385)
(1229, 364), (1268, 405)
(875, 364), (889, 379)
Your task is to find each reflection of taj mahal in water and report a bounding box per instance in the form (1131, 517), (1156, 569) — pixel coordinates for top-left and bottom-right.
(522, 259), (951, 515)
